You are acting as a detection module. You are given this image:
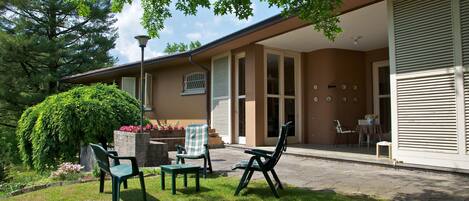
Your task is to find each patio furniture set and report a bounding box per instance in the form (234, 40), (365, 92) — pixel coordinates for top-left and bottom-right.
(91, 122), (294, 201)
(334, 119), (392, 159)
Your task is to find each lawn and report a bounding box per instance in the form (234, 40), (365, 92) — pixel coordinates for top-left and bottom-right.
(0, 165), (52, 197)
(4, 173), (379, 201)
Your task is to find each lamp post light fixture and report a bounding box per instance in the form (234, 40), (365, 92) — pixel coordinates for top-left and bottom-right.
(135, 35), (150, 133)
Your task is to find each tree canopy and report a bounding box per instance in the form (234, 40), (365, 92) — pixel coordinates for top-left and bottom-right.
(164, 41), (202, 54)
(17, 84), (140, 171)
(0, 0), (118, 165)
(0, 2), (116, 124)
(71, 0), (343, 40)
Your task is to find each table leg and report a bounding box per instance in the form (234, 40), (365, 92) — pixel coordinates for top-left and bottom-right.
(376, 144), (380, 159)
(184, 173), (187, 189)
(389, 144), (392, 160)
(161, 171), (165, 190)
(171, 173), (176, 195)
(195, 171), (200, 192)
(367, 134), (370, 148)
(358, 133), (362, 146)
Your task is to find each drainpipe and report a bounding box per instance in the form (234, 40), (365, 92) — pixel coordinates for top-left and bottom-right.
(189, 55), (211, 127)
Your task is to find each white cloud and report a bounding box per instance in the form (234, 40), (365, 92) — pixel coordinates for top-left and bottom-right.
(112, 0), (164, 63)
(161, 26), (174, 35)
(185, 32), (203, 40)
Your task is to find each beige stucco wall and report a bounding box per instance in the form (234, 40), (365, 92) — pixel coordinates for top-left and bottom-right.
(146, 63), (209, 127)
(231, 44), (265, 146)
(91, 63), (209, 128)
(303, 48), (367, 144)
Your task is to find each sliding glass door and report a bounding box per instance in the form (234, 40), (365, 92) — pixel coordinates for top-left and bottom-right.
(265, 49), (300, 144)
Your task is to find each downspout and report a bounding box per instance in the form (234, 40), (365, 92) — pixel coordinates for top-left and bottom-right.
(189, 54), (211, 127)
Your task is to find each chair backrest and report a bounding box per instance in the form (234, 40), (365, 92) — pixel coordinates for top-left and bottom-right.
(265, 121), (294, 170)
(90, 143), (110, 173)
(184, 124), (209, 156)
(333, 120), (343, 133)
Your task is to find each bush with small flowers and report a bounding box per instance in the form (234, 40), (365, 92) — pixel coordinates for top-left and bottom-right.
(50, 162), (83, 181)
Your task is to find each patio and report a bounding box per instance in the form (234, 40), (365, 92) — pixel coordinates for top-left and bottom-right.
(169, 147), (469, 200)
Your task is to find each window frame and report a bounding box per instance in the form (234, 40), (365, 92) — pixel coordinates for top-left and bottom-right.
(181, 71), (207, 96)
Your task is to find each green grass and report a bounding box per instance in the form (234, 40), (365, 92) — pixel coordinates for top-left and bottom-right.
(0, 165), (52, 197)
(3, 173), (379, 201)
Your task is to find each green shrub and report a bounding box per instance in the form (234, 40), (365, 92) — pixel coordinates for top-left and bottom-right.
(0, 161), (7, 183)
(92, 164), (100, 178)
(16, 84), (140, 171)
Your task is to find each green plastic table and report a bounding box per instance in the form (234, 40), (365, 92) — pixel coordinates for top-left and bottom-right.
(160, 164), (201, 195)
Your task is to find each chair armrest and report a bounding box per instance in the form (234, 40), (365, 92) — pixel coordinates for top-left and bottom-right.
(108, 155), (139, 175)
(251, 149), (274, 155)
(176, 145), (186, 154)
(108, 150), (118, 156)
(245, 149), (272, 159)
(107, 151), (120, 165)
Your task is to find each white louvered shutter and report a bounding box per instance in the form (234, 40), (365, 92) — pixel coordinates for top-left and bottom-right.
(211, 56), (230, 143)
(397, 74), (457, 152)
(144, 73), (152, 108)
(121, 77), (136, 98)
(461, 0), (469, 152)
(394, 0), (458, 153)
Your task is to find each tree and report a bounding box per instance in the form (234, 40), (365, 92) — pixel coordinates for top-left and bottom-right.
(71, 0), (342, 40)
(17, 84), (140, 171)
(164, 41), (202, 54)
(0, 0), (117, 161)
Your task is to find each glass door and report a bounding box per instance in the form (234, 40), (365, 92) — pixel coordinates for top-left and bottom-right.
(265, 50), (300, 144)
(373, 61), (391, 136)
(235, 53), (246, 144)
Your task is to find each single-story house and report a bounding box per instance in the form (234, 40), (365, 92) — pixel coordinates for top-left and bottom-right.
(63, 0), (469, 170)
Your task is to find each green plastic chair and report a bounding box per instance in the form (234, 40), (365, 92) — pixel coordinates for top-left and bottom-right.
(90, 143), (147, 201)
(232, 121), (293, 198)
(176, 124), (213, 178)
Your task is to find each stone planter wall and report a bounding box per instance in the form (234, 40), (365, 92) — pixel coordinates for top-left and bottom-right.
(150, 130), (185, 151)
(114, 131), (169, 167)
(150, 130), (185, 138)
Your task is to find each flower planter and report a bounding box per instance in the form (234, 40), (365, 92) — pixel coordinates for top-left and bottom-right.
(150, 130), (185, 138)
(114, 131), (150, 167)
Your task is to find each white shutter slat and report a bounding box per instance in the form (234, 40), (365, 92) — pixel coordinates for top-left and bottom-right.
(393, 0), (454, 74)
(397, 74), (457, 153)
(211, 56), (230, 141)
(144, 73), (152, 108)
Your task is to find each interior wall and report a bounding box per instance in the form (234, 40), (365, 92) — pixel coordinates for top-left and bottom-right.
(304, 48), (367, 144)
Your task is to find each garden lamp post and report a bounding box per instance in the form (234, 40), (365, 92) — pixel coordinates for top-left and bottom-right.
(135, 35), (150, 133)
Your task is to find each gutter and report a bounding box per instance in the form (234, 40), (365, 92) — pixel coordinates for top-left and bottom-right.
(189, 54), (211, 127)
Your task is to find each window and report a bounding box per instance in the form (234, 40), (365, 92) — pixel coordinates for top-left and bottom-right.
(121, 77), (136, 98)
(182, 72), (206, 95)
(144, 73), (152, 109)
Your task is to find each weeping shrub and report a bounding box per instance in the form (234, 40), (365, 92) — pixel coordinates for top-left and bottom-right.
(16, 84), (140, 171)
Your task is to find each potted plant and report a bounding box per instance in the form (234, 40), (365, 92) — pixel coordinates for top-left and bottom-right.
(365, 114), (378, 125)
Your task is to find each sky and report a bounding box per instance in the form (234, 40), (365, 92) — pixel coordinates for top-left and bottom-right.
(110, 0), (282, 65)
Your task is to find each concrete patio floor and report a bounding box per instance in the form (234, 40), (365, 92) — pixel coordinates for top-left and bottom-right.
(169, 147), (469, 200)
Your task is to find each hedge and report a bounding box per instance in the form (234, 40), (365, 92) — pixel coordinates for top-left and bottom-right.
(16, 84), (140, 171)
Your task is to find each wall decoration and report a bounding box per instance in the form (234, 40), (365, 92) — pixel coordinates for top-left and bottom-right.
(313, 84), (318, 90)
(341, 84), (347, 90)
(326, 96), (332, 103)
(342, 97), (347, 103)
(313, 96), (319, 102)
(352, 85), (358, 90)
(353, 97), (358, 102)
